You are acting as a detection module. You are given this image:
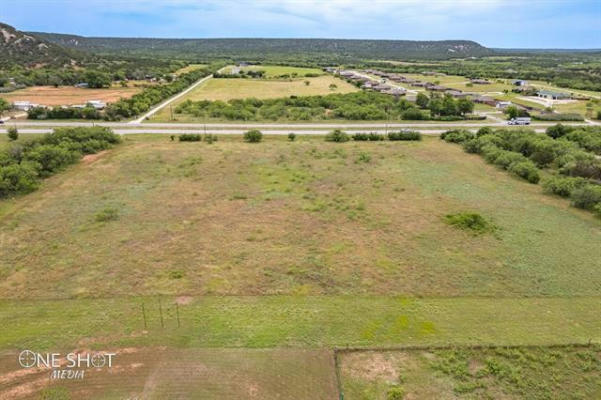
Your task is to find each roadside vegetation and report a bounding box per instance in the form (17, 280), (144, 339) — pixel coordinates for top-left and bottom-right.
(0, 126), (120, 197)
(441, 124), (601, 217)
(174, 91), (475, 122)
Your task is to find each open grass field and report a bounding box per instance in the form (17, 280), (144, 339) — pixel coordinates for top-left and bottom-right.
(224, 65), (324, 78)
(1, 135), (600, 299)
(150, 75), (358, 121)
(2, 133), (600, 399)
(174, 63), (207, 75)
(0, 86), (142, 107)
(339, 345), (601, 400)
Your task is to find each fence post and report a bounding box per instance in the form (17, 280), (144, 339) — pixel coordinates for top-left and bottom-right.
(141, 302), (147, 329)
(176, 302), (181, 328)
(158, 296), (164, 328)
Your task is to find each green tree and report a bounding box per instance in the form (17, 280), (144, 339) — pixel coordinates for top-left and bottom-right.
(416, 92), (429, 108)
(0, 98), (11, 117)
(457, 98), (474, 115)
(7, 126), (18, 141)
(506, 105), (520, 120)
(244, 129), (263, 143)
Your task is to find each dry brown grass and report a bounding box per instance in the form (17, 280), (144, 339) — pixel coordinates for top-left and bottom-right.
(0, 135), (599, 299)
(0, 348), (337, 399)
(0, 86), (141, 106)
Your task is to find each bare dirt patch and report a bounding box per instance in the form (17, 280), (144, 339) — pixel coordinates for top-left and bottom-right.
(0, 86), (141, 107)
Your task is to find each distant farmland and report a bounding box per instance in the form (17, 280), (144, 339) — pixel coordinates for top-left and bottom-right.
(0, 85), (141, 107)
(150, 75), (358, 122)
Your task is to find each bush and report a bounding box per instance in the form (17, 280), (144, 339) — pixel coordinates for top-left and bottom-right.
(352, 132), (369, 141)
(7, 126), (18, 141)
(508, 160), (540, 183)
(204, 134), (218, 144)
(325, 129), (349, 142)
(533, 113), (584, 121)
(0, 162), (40, 196)
(493, 151), (528, 169)
(476, 126), (493, 137)
(0, 127), (120, 199)
(441, 129), (475, 143)
(288, 132), (296, 141)
(444, 212), (496, 234)
(387, 386), (405, 400)
(546, 123), (574, 139)
(542, 176), (587, 197)
(356, 152), (371, 163)
(388, 130), (421, 141)
(94, 206), (120, 222)
(179, 134), (202, 142)
(571, 185), (601, 210)
(368, 132), (385, 141)
(401, 108), (425, 120)
(244, 129), (263, 143)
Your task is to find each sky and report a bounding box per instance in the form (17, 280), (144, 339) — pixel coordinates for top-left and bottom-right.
(1, 0), (600, 48)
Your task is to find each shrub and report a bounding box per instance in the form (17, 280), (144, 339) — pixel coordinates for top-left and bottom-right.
(0, 162), (40, 196)
(571, 185), (601, 210)
(368, 132), (385, 141)
(476, 126), (493, 137)
(533, 113), (584, 121)
(7, 126), (18, 141)
(401, 108), (425, 120)
(594, 203), (601, 218)
(204, 134), (218, 144)
(389, 130), (421, 141)
(386, 386), (405, 400)
(0, 127), (120, 199)
(179, 134), (202, 142)
(444, 212), (496, 234)
(325, 129), (349, 142)
(288, 132), (296, 141)
(352, 133), (369, 141)
(508, 160), (540, 183)
(546, 123), (574, 139)
(493, 151), (528, 169)
(244, 129), (263, 143)
(542, 176), (587, 197)
(441, 129), (474, 143)
(94, 207), (119, 222)
(357, 152), (371, 163)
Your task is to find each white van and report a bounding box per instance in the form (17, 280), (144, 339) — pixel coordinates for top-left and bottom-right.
(508, 117), (531, 125)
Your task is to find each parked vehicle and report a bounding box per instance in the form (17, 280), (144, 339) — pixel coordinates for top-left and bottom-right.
(508, 117), (531, 125)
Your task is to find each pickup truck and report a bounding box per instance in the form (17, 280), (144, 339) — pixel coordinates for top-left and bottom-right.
(508, 117), (531, 126)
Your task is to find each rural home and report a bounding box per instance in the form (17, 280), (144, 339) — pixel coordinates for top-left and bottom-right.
(496, 101), (512, 109)
(445, 89), (468, 98)
(512, 79), (528, 86)
(473, 96), (497, 107)
(536, 90), (571, 100)
(13, 100), (39, 111)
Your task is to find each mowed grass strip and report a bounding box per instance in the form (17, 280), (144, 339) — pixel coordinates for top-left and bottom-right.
(1, 136), (600, 299)
(0, 296), (599, 351)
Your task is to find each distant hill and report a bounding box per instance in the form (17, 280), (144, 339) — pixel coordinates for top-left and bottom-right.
(32, 32), (494, 61)
(0, 22), (80, 66)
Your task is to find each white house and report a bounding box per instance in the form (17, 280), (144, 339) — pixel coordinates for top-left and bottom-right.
(13, 101), (39, 111)
(496, 101), (512, 109)
(87, 100), (106, 110)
